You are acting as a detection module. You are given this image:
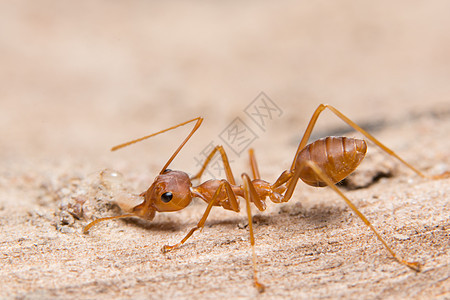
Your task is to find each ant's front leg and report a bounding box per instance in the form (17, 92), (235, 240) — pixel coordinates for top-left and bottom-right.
(191, 145), (237, 184)
(161, 180), (237, 253)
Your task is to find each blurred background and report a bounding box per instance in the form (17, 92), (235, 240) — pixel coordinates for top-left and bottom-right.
(2, 2), (450, 298)
(1, 0), (449, 174)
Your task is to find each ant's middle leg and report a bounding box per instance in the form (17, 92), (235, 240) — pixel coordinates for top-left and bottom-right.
(241, 173), (265, 292)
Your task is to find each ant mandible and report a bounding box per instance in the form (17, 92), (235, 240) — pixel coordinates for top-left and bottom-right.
(84, 104), (448, 292)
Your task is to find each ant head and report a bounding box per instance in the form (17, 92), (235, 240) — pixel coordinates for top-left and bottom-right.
(142, 169), (193, 213)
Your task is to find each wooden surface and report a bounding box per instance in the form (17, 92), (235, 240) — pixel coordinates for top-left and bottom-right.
(1, 1), (449, 299)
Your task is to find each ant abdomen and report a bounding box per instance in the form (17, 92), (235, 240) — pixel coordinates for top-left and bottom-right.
(297, 136), (367, 187)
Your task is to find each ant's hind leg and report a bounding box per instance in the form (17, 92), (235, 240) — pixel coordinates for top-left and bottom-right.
(291, 104), (434, 178)
(297, 159), (421, 272)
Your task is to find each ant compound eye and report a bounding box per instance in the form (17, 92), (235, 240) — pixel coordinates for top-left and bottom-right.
(161, 192), (173, 203)
(163, 169), (172, 174)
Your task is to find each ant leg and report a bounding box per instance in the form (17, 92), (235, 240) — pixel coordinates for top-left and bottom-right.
(271, 170), (294, 190)
(248, 148), (261, 180)
(241, 173), (266, 292)
(111, 117), (204, 175)
(286, 159), (421, 271)
(190, 145), (236, 184)
(290, 104), (440, 178)
(162, 180), (238, 252)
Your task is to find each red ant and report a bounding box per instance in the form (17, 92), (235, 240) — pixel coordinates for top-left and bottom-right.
(84, 104), (448, 292)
